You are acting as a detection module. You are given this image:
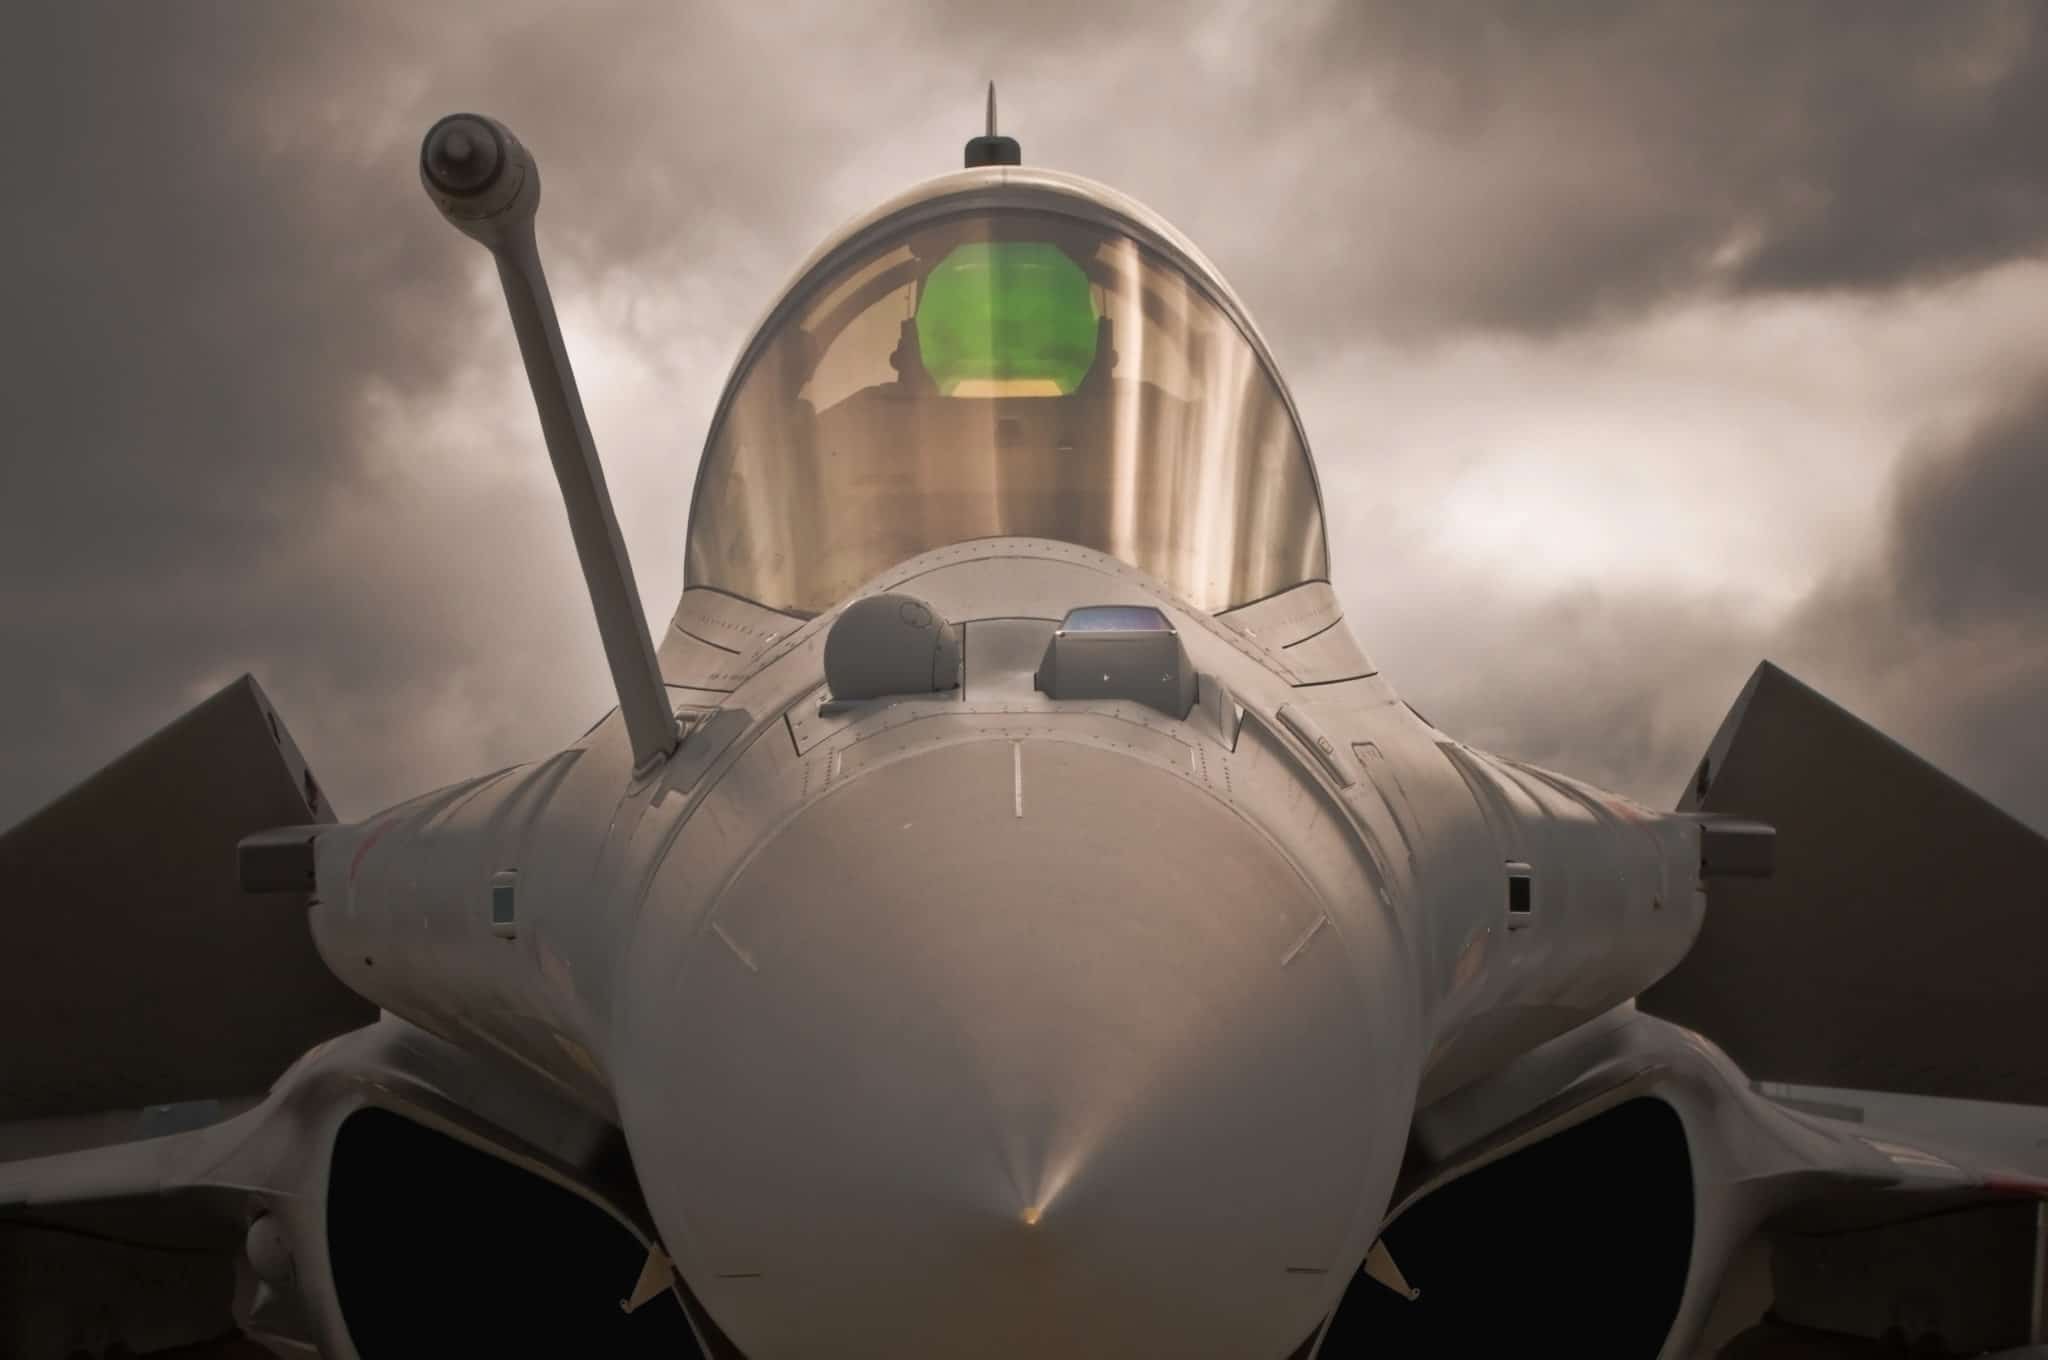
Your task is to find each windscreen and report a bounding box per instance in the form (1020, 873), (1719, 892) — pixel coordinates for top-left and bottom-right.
(684, 209), (1326, 614)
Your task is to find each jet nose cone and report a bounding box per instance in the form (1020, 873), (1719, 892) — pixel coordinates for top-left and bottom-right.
(618, 739), (1415, 1359)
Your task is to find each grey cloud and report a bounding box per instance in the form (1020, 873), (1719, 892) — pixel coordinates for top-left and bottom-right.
(1200, 1), (2048, 343)
(1887, 392), (2048, 625)
(1, 6), (470, 823)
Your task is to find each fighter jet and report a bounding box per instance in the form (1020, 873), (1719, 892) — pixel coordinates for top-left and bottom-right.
(5, 96), (2046, 1359)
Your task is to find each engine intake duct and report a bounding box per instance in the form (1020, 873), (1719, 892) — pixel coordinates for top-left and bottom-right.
(1320, 1099), (1694, 1355)
(327, 1108), (714, 1356)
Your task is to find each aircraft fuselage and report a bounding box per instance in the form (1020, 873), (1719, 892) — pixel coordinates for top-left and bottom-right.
(311, 536), (1704, 1357)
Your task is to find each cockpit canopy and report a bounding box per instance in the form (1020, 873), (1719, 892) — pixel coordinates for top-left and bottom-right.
(684, 169), (1327, 615)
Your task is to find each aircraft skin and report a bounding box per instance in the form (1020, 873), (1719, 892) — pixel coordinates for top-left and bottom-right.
(4, 109), (2046, 1358)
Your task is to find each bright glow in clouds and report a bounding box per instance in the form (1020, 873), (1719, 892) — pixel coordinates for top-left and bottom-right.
(1299, 259), (2048, 618)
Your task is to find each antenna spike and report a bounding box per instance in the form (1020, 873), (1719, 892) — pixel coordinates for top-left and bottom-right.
(963, 83), (1021, 168)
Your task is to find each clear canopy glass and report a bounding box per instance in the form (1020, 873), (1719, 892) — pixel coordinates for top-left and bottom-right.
(684, 203), (1327, 615)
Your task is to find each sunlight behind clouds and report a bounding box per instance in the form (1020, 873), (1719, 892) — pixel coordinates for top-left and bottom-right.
(1305, 259), (2048, 617)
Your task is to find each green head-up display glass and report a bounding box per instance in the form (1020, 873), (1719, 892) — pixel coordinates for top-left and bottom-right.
(914, 242), (1100, 397)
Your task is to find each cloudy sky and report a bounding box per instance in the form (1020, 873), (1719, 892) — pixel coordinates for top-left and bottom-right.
(4, 2), (2046, 835)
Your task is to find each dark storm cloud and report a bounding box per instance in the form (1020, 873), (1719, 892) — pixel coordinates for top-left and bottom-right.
(0, 6), (469, 823)
(1207, 0), (2048, 341)
(1886, 393), (2048, 626)
(0, 8), (451, 571)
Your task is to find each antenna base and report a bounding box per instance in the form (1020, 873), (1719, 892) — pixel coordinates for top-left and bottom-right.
(964, 135), (1021, 168)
